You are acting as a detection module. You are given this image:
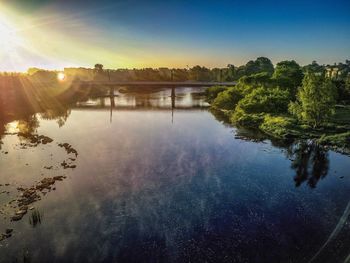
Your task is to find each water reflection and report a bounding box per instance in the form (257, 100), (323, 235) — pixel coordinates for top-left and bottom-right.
(29, 210), (42, 228)
(0, 82), (339, 191)
(210, 108), (332, 189)
(288, 141), (330, 188)
(0, 82), (350, 262)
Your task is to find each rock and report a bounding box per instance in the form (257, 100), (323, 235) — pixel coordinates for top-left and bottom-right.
(16, 209), (27, 216)
(11, 214), (23, 221)
(53, 176), (64, 181)
(3, 234), (11, 239)
(5, 229), (13, 234)
(0, 233), (11, 241)
(36, 178), (56, 190)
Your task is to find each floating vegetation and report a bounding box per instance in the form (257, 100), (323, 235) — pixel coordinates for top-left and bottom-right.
(58, 142), (78, 157)
(17, 133), (54, 147)
(0, 133), (79, 241)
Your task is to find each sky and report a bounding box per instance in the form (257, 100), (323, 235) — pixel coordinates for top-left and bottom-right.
(0, 0), (349, 71)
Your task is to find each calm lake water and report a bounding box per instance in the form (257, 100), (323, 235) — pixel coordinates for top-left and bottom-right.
(0, 87), (350, 263)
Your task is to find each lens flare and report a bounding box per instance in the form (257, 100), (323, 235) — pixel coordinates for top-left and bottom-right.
(57, 72), (65, 81)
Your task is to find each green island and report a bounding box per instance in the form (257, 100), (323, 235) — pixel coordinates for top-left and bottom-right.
(205, 57), (350, 154)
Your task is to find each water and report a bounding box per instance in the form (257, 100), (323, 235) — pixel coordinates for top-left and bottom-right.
(0, 86), (350, 263)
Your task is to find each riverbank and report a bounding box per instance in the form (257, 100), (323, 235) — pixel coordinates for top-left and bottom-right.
(208, 104), (350, 155)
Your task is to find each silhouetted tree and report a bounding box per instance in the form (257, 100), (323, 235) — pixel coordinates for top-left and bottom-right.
(94, 64), (104, 73)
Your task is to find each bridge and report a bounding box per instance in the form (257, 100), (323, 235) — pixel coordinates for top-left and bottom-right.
(76, 80), (237, 87)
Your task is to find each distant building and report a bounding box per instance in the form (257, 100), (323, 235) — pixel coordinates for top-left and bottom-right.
(325, 67), (339, 79)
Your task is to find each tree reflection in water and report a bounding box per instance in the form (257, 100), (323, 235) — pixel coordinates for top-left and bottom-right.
(226, 122), (331, 189)
(29, 209), (42, 228)
(289, 141), (329, 188)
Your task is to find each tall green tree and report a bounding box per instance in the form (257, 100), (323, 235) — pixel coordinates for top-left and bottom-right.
(273, 60), (304, 97)
(244, 57), (274, 76)
(255, 57), (274, 76)
(289, 73), (337, 128)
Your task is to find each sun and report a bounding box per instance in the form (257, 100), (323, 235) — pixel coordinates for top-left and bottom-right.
(57, 72), (65, 81)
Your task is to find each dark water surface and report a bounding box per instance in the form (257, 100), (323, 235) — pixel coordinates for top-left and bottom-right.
(0, 87), (350, 263)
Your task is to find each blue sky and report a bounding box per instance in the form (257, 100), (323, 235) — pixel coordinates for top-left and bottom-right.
(1, 0), (350, 70)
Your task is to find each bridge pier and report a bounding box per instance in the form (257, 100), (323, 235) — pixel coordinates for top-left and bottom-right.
(109, 87), (115, 123)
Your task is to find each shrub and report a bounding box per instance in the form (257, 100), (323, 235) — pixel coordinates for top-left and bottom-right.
(205, 86), (228, 103)
(230, 107), (264, 126)
(259, 115), (296, 138)
(212, 86), (244, 110)
(236, 87), (290, 114)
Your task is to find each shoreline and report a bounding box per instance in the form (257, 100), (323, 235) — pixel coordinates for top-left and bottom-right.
(209, 107), (350, 156)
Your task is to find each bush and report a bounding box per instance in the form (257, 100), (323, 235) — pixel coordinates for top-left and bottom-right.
(318, 132), (350, 147)
(235, 72), (274, 96)
(212, 86), (244, 110)
(259, 115), (296, 138)
(236, 87), (290, 114)
(230, 107), (264, 126)
(205, 86), (228, 103)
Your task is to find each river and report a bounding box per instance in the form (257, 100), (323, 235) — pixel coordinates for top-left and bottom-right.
(0, 86), (350, 263)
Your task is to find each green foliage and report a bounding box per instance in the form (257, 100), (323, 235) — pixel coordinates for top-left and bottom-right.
(303, 61), (325, 75)
(189, 66), (211, 81)
(259, 115), (296, 138)
(318, 132), (350, 147)
(238, 72), (273, 86)
(205, 86), (227, 103)
(212, 86), (243, 110)
(234, 72), (275, 97)
(289, 73), (337, 127)
(230, 108), (264, 126)
(236, 87), (290, 114)
(334, 78), (350, 102)
(229, 87), (290, 126)
(202, 60), (349, 152)
(330, 105), (350, 125)
(346, 77), (350, 97)
(273, 60), (304, 97)
(244, 57), (274, 76)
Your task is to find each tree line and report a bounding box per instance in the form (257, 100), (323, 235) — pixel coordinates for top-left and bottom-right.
(23, 58), (350, 85)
